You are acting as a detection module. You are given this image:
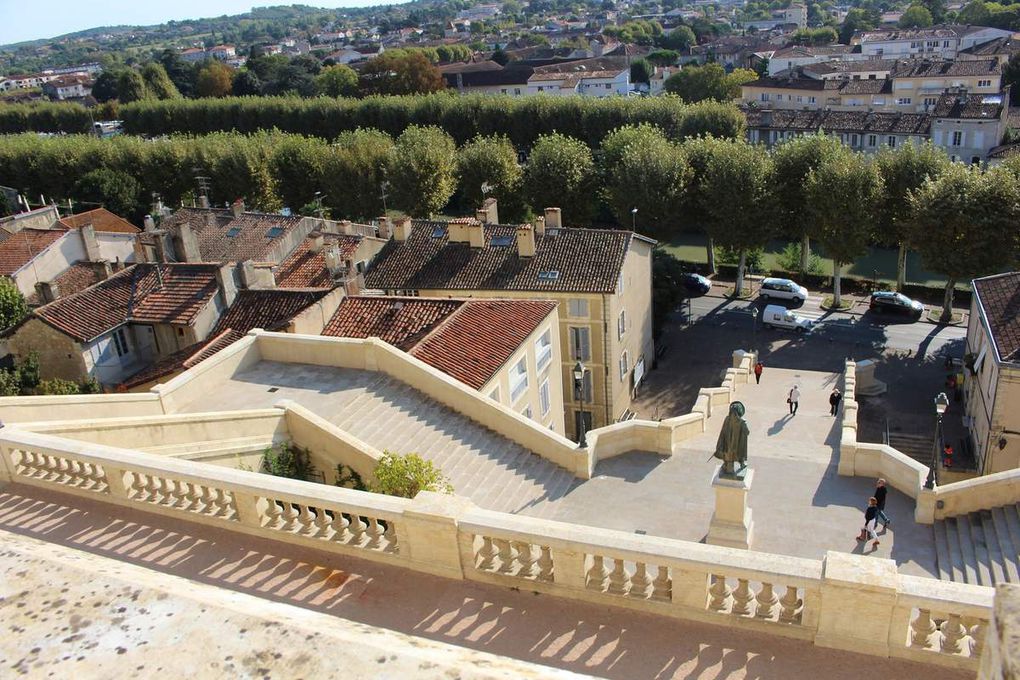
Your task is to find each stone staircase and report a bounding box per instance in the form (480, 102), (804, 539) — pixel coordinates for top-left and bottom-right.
(934, 505), (1020, 586)
(888, 432), (934, 466)
(329, 375), (579, 518)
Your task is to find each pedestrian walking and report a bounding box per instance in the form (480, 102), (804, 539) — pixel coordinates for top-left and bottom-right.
(787, 385), (800, 415)
(856, 497), (880, 549)
(829, 388), (842, 416)
(874, 478), (891, 528)
(754, 361), (764, 385)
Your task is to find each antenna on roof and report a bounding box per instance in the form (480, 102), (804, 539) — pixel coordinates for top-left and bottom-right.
(193, 168), (211, 208)
(481, 181), (493, 196)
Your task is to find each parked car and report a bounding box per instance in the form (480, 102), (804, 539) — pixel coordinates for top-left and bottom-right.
(759, 277), (808, 303)
(869, 291), (924, 319)
(761, 304), (814, 333)
(679, 272), (711, 298)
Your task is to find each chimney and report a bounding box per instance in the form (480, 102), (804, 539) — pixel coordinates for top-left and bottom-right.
(516, 224), (536, 258)
(393, 216), (412, 242)
(215, 263), (238, 307)
(467, 221), (485, 248)
(377, 216), (392, 239)
(198, 194), (210, 209)
(34, 280), (59, 303)
(143, 214), (157, 231)
(153, 234), (168, 263)
(90, 260), (112, 281)
(309, 230), (325, 254)
(79, 223), (102, 261)
(447, 218), (472, 243)
(231, 199), (245, 218)
(176, 223), (202, 262)
(533, 215), (546, 237)
(476, 197), (499, 225)
(205, 210), (218, 229)
(338, 220), (354, 235)
(544, 208), (562, 230)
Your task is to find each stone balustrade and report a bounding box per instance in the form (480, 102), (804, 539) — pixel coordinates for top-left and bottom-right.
(0, 424), (990, 670)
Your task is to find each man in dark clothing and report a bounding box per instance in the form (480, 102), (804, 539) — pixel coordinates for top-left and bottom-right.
(874, 478), (890, 528)
(857, 497), (880, 549)
(829, 388), (842, 416)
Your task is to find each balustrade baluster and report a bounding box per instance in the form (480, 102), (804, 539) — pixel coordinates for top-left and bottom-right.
(381, 519), (397, 552)
(129, 472), (147, 501)
(477, 536), (497, 570)
(329, 511), (350, 540)
(708, 575), (731, 612)
(651, 565), (671, 602)
(608, 559), (630, 596)
(366, 518), (385, 549)
(968, 621), (985, 658)
(755, 582), (779, 620)
(779, 586), (802, 624)
(312, 508), (332, 539)
(282, 503), (301, 532)
(56, 457), (73, 484)
(214, 488), (235, 518)
(263, 499), (284, 529)
(731, 579), (753, 616)
(910, 609), (938, 648)
(537, 545), (554, 581)
(588, 555), (610, 591)
(513, 541), (536, 578)
(940, 614), (966, 654)
(348, 514), (368, 545)
(630, 562), (651, 599)
(495, 538), (516, 574)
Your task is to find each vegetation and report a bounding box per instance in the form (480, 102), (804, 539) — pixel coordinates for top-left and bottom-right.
(524, 133), (596, 224)
(261, 442), (314, 480)
(334, 463), (366, 491)
(388, 125), (458, 217)
(456, 134), (525, 221)
(0, 279), (28, 331)
(371, 452), (453, 498)
(663, 63), (756, 104)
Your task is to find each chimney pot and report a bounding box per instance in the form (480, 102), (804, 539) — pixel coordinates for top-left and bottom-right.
(467, 221), (485, 248)
(544, 207), (562, 230)
(516, 224), (536, 258)
(231, 199), (245, 218)
(309, 231), (325, 254)
(377, 216), (392, 239)
(393, 216), (413, 242)
(143, 215), (156, 231)
(534, 215), (545, 237)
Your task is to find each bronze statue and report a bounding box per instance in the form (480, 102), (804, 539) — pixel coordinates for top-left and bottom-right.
(713, 401), (749, 478)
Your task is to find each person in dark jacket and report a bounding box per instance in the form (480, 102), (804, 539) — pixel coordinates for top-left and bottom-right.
(829, 388), (842, 416)
(874, 478), (890, 528)
(857, 497), (880, 549)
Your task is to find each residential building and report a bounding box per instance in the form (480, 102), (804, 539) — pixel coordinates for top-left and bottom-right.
(957, 36), (1020, 66)
(766, 44), (856, 76)
(527, 57), (630, 97)
(179, 47), (208, 63)
(4, 263), (234, 386)
(963, 272), (1020, 474)
(320, 296), (566, 434)
(649, 65), (680, 95)
(363, 207), (656, 441)
(273, 230), (388, 293)
(852, 25), (1012, 60)
(41, 74), (92, 100)
(0, 205), (60, 235)
(931, 92), (1010, 163)
(444, 63), (533, 95)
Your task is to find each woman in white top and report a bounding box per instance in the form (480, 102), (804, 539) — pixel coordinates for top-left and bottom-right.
(788, 385), (800, 415)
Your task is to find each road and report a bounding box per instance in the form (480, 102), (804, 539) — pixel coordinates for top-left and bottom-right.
(684, 292), (967, 359)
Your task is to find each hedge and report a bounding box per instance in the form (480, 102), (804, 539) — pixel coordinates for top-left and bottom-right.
(0, 101), (93, 134)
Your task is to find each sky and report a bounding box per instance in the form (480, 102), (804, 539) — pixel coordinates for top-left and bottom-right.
(0, 1), (392, 46)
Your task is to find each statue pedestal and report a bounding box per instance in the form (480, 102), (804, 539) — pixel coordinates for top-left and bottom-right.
(707, 465), (754, 550)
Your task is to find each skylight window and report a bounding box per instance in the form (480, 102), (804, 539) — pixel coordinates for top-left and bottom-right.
(225, 227), (242, 238)
(432, 227), (446, 238)
(491, 235), (514, 247)
(266, 226), (285, 238)
(546, 228), (560, 237)
(537, 270), (560, 281)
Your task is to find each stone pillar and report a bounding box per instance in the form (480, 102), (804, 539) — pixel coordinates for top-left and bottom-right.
(401, 491), (473, 579)
(980, 583), (1020, 680)
(915, 486), (937, 524)
(707, 465), (754, 550)
(815, 551), (898, 658)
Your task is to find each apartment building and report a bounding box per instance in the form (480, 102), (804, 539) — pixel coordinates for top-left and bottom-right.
(767, 44), (856, 76)
(364, 206), (655, 442)
(963, 272), (1020, 474)
(853, 25), (1012, 59)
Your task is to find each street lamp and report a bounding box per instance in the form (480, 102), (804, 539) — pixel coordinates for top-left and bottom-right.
(574, 360), (588, 446)
(631, 207), (638, 231)
(924, 392), (950, 489)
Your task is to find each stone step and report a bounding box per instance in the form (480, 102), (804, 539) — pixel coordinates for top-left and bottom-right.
(1002, 506), (1020, 582)
(933, 520), (952, 582)
(981, 510), (1007, 586)
(956, 515), (981, 585)
(944, 518), (967, 584)
(991, 507), (1020, 584)
(970, 513), (995, 586)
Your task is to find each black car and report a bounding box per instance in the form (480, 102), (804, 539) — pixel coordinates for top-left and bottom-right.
(679, 273), (711, 298)
(869, 291), (924, 319)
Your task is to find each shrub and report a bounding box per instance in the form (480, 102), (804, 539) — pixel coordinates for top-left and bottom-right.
(334, 463), (366, 491)
(37, 378), (81, 395)
(17, 352), (39, 392)
(0, 279), (28, 331)
(371, 452), (453, 498)
(0, 369), (19, 397)
(261, 442), (314, 480)
(715, 246), (764, 272)
(777, 242), (823, 274)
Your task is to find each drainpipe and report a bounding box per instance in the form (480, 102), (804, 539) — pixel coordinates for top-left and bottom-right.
(603, 294), (612, 427)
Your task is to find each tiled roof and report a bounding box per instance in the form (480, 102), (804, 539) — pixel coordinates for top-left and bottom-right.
(444, 64), (534, 87)
(26, 262), (106, 305)
(838, 79), (891, 95)
(274, 233), (362, 288)
(800, 58), (897, 76)
(933, 93), (1004, 119)
(856, 25), (987, 42)
(891, 58), (1000, 78)
(744, 107), (932, 134)
(211, 288), (331, 335)
(322, 296), (557, 389)
(959, 37), (1020, 57)
(973, 272), (1020, 363)
(772, 45), (853, 58)
(747, 75), (889, 94)
(0, 228), (66, 275)
(33, 263), (221, 342)
(119, 329), (245, 390)
(158, 208), (308, 263)
(58, 208), (140, 234)
(365, 221), (638, 294)
(987, 143), (1020, 159)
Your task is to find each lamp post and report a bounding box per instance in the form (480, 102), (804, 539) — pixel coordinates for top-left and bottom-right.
(631, 207), (638, 231)
(924, 392), (950, 490)
(574, 360), (588, 446)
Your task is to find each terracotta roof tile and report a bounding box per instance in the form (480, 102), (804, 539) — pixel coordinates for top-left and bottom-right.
(743, 107), (932, 134)
(365, 221), (638, 294)
(158, 208), (308, 263)
(211, 288), (331, 335)
(274, 233), (362, 288)
(26, 262), (107, 305)
(58, 208), (140, 234)
(322, 297), (463, 349)
(0, 228), (66, 275)
(973, 272), (1020, 363)
(33, 263), (221, 342)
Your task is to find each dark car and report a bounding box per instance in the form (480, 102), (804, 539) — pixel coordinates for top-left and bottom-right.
(869, 291), (924, 319)
(679, 273), (711, 298)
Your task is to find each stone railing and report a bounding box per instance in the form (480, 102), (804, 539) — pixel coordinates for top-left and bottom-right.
(920, 468), (1020, 522)
(0, 425), (992, 671)
(0, 392), (165, 424)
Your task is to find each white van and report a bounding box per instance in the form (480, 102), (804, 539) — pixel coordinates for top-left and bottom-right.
(761, 304), (814, 333)
(759, 277), (808, 303)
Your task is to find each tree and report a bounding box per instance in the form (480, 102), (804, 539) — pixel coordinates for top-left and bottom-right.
(456, 135), (525, 220)
(805, 150), (883, 307)
(789, 27), (839, 46)
(140, 63), (181, 99)
(663, 63), (755, 103)
(314, 64), (358, 97)
(772, 134), (844, 274)
(387, 125), (457, 217)
(17, 352), (39, 393)
(158, 49), (197, 97)
(919, 0), (946, 23)
(874, 143), (949, 291)
(701, 140), (775, 292)
(359, 51), (446, 96)
(320, 129), (394, 220)
(657, 25), (696, 51)
(91, 71), (120, 102)
(647, 49), (680, 66)
(840, 8), (878, 45)
(524, 133), (596, 224)
(909, 165), (1020, 320)
(679, 135), (727, 272)
(371, 452), (453, 498)
(630, 58), (653, 85)
(1005, 54), (1020, 106)
(0, 279), (28, 330)
(899, 5), (934, 28)
(116, 69), (149, 103)
(196, 61), (233, 98)
(73, 168), (142, 219)
(232, 69), (262, 96)
(957, 0), (991, 25)
(491, 48), (510, 66)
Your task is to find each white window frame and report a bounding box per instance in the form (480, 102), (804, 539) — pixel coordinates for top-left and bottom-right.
(539, 379), (551, 416)
(619, 350), (629, 382)
(535, 329), (552, 372)
(952, 130), (963, 146)
(617, 310), (626, 341)
(522, 404), (533, 419)
(510, 357), (529, 403)
(567, 298), (589, 318)
(113, 328), (130, 357)
(569, 326), (591, 361)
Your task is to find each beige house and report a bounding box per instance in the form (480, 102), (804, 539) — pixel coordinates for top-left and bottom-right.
(364, 206), (655, 442)
(964, 272), (1020, 475)
(318, 296), (565, 435)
